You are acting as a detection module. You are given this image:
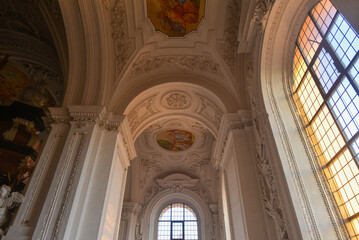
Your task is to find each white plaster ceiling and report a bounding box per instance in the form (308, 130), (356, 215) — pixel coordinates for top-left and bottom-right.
(109, 0), (242, 114)
(115, 0), (242, 202)
(128, 83), (219, 196)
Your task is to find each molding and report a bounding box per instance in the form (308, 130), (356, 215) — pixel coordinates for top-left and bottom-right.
(156, 173), (199, 188)
(196, 96), (223, 131)
(37, 129), (87, 239)
(256, 137), (289, 239)
(261, 0), (326, 239)
(121, 202), (142, 222)
(217, 0), (240, 73)
(51, 130), (87, 240)
(139, 156), (163, 190)
(280, 0), (350, 239)
(127, 96), (159, 134)
(247, 67), (290, 239)
(238, 0), (276, 53)
(119, 116), (137, 161)
(20, 126), (68, 226)
(129, 54), (223, 77)
(138, 187), (213, 240)
(161, 92), (191, 110)
(253, 0), (276, 32)
(49, 107), (71, 124)
(112, 0), (136, 75)
(212, 113), (252, 168)
(51, 106), (137, 163)
(68, 105), (107, 123)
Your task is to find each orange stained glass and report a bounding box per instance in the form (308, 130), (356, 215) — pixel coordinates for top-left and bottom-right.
(297, 16), (322, 64)
(328, 149), (359, 215)
(293, 46), (308, 91)
(294, 0), (359, 238)
(311, 0), (337, 35)
(310, 105), (345, 163)
(296, 72), (324, 121)
(347, 217), (359, 239)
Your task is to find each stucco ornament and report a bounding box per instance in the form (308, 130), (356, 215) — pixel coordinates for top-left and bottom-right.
(130, 54), (222, 76)
(217, 0), (240, 73)
(163, 92), (191, 109)
(253, 0), (275, 31)
(0, 185), (24, 235)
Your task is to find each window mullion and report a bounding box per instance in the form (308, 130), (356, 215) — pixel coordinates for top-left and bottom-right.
(344, 53), (359, 96)
(322, 130), (359, 169)
(306, 101), (325, 127)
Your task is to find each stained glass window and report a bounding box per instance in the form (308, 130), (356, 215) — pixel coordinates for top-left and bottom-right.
(293, 0), (359, 238)
(157, 203), (198, 240)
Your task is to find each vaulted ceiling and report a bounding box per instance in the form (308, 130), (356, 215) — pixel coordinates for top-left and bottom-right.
(1, 0), (260, 206)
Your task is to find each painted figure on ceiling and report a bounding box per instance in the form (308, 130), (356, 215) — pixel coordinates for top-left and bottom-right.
(148, 0), (204, 37)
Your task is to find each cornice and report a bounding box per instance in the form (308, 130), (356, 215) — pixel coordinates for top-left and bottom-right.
(129, 54), (223, 78)
(119, 116), (137, 161)
(68, 105), (107, 124)
(49, 107), (71, 124)
(212, 112), (252, 169)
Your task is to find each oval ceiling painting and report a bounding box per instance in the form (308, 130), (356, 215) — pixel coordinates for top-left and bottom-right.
(156, 130), (195, 151)
(147, 0), (206, 37)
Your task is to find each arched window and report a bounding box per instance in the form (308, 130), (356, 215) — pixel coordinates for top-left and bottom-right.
(293, 0), (359, 238)
(157, 203), (199, 240)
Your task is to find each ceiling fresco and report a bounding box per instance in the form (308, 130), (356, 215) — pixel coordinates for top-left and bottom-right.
(156, 129), (195, 151)
(147, 0), (206, 37)
(0, 63), (57, 108)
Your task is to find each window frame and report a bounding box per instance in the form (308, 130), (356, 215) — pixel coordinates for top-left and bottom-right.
(292, 0), (359, 238)
(157, 202), (199, 240)
(260, 0), (359, 238)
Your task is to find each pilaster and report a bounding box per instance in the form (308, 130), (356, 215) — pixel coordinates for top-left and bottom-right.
(4, 105), (136, 240)
(4, 107), (70, 239)
(212, 112), (272, 240)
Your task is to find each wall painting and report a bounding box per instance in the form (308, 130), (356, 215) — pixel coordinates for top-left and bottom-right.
(156, 129), (195, 151)
(147, 0), (206, 37)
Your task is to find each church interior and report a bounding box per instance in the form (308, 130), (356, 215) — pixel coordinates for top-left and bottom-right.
(0, 0), (358, 239)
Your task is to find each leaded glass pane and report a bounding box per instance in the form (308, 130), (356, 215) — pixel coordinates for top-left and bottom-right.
(157, 203), (198, 240)
(313, 47), (340, 93)
(328, 77), (359, 140)
(293, 0), (359, 238)
(311, 0), (337, 35)
(297, 16), (322, 64)
(349, 57), (359, 89)
(172, 222), (183, 239)
(326, 14), (359, 68)
(310, 105), (345, 162)
(293, 46), (308, 91)
(297, 72), (324, 121)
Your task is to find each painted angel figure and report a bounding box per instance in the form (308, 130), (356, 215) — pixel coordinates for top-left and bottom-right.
(0, 185), (24, 236)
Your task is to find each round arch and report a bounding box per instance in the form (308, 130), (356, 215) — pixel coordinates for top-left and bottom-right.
(260, 0), (359, 239)
(140, 188), (214, 240)
(109, 73), (240, 115)
(122, 82), (230, 140)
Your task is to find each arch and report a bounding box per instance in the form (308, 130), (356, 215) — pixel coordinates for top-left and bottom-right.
(261, 0), (359, 239)
(109, 73), (239, 115)
(140, 188), (213, 240)
(122, 82), (230, 140)
(157, 203), (199, 239)
(60, 1), (116, 106)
